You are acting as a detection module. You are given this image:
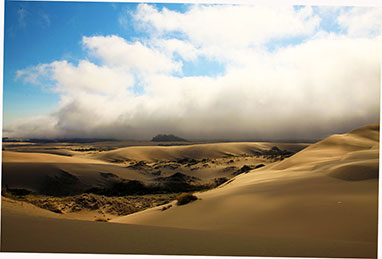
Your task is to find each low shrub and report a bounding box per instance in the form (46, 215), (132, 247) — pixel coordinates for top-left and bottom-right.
(161, 204), (172, 211)
(176, 193), (198, 206)
(95, 217), (108, 222)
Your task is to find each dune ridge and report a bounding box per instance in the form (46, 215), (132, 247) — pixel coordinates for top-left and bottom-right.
(90, 142), (307, 162)
(2, 151), (106, 164)
(2, 142), (306, 196)
(1, 123), (379, 257)
(111, 123), (379, 257)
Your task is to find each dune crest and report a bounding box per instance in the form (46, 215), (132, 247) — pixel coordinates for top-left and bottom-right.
(268, 123), (378, 171)
(2, 123), (379, 257)
(91, 142), (307, 162)
(2, 151), (106, 164)
(112, 123), (379, 257)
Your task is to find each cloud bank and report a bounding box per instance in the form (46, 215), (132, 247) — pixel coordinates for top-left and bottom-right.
(9, 4), (382, 141)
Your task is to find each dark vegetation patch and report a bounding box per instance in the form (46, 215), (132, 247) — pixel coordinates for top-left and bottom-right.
(176, 158), (198, 165)
(73, 148), (97, 152)
(25, 193), (174, 216)
(109, 158), (132, 163)
(176, 193), (198, 205)
(154, 163), (179, 170)
(153, 172), (209, 193)
(232, 165), (253, 176)
(95, 217), (108, 222)
(127, 161), (151, 170)
(231, 163), (266, 176)
(34, 200), (63, 213)
(223, 166), (237, 172)
(213, 177), (229, 186)
(221, 178), (235, 187)
(161, 204), (172, 211)
(250, 151), (263, 156)
(2, 186), (32, 196)
(254, 164), (265, 169)
(262, 146), (293, 158)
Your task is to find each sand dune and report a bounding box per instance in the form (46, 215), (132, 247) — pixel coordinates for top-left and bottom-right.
(2, 151), (105, 164)
(270, 123), (379, 171)
(2, 162), (156, 195)
(111, 123), (379, 257)
(2, 142), (306, 196)
(92, 142), (307, 162)
(1, 123), (379, 257)
(1, 196), (376, 257)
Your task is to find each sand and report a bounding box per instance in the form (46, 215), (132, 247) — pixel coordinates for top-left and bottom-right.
(1, 123), (379, 257)
(91, 142), (307, 162)
(111, 123), (379, 257)
(1, 196), (376, 257)
(2, 151), (107, 164)
(2, 142), (307, 195)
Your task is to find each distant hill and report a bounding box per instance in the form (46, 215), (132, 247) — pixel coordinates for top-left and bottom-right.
(151, 134), (188, 142)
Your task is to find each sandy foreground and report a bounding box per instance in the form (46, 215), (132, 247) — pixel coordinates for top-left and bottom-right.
(1, 123), (379, 257)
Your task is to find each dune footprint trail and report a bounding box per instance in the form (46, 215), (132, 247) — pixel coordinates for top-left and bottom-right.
(112, 123), (379, 257)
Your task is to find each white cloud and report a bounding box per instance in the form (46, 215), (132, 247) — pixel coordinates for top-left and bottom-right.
(5, 115), (59, 139)
(337, 7), (382, 37)
(82, 35), (181, 75)
(118, 15), (129, 29)
(154, 38), (200, 62)
(8, 5), (382, 140)
(16, 63), (53, 86)
(50, 60), (135, 94)
(133, 4), (321, 48)
(17, 60), (135, 95)
(118, 6), (131, 30)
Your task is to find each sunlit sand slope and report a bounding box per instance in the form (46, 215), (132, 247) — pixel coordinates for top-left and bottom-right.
(2, 151), (106, 163)
(92, 142), (307, 162)
(1, 196), (376, 257)
(1, 124), (378, 257)
(112, 123), (379, 257)
(2, 142), (307, 195)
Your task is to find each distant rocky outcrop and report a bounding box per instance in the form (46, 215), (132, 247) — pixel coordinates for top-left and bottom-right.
(151, 134), (188, 142)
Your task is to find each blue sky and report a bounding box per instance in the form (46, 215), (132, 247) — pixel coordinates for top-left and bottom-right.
(4, 1), (142, 124)
(3, 1), (228, 125)
(3, 1), (381, 140)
